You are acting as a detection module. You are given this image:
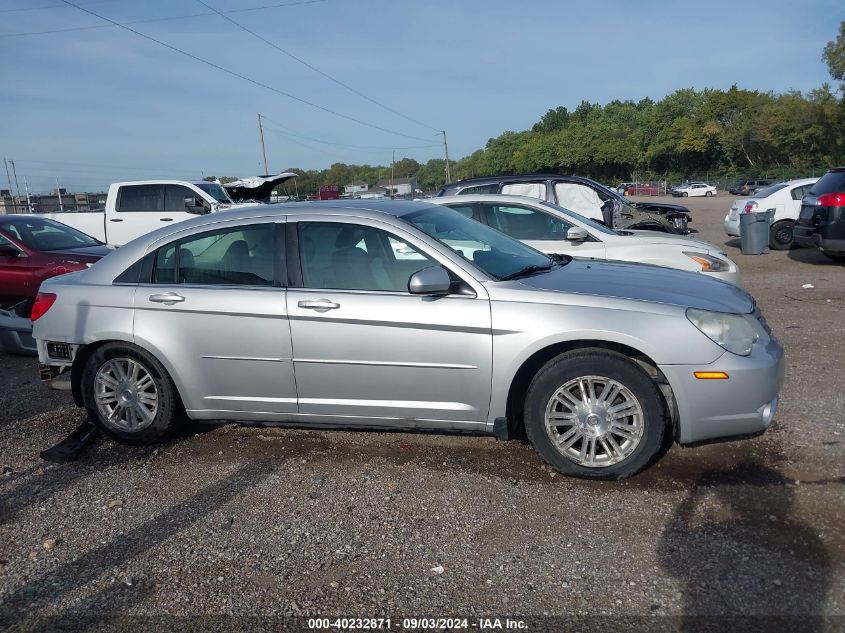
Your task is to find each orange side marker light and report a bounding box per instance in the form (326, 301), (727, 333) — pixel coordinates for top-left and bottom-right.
(694, 371), (729, 380)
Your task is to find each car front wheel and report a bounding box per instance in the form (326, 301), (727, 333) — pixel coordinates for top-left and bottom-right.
(82, 343), (182, 445)
(523, 351), (667, 480)
(706, 191), (714, 197)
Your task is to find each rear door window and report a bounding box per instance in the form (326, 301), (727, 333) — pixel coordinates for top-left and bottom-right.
(153, 224), (276, 286)
(553, 183), (604, 217)
(118, 185), (164, 212)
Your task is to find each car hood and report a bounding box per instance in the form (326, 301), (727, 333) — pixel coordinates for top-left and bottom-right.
(516, 259), (753, 313)
(43, 244), (113, 262)
(619, 230), (723, 253)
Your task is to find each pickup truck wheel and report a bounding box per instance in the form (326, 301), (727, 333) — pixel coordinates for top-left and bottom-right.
(769, 221), (794, 250)
(524, 351), (666, 480)
(82, 343), (181, 445)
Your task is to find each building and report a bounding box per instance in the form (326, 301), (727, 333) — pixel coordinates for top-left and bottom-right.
(0, 190), (107, 214)
(343, 181), (369, 196)
(376, 176), (419, 198)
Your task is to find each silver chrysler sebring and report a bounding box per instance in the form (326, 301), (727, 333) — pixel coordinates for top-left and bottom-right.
(33, 200), (784, 479)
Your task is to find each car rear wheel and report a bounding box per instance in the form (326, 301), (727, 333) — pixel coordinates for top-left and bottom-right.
(682, 192), (688, 197)
(769, 221), (794, 250)
(706, 191), (714, 197)
(82, 343), (182, 445)
(523, 351), (667, 480)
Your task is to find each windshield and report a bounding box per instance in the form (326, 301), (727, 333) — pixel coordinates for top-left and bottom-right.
(540, 200), (617, 236)
(402, 206), (552, 280)
(195, 182), (234, 204)
(0, 217), (101, 251)
(752, 183), (787, 198)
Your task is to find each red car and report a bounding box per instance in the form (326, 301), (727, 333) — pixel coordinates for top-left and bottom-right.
(0, 215), (112, 309)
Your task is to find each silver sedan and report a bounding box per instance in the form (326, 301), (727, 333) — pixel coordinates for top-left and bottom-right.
(33, 200), (784, 479)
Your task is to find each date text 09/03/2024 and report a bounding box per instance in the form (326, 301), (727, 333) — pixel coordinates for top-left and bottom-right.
(307, 617), (528, 630)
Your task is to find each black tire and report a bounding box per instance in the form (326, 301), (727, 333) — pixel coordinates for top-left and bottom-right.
(81, 342), (183, 445)
(706, 191), (714, 197)
(523, 351), (667, 480)
(768, 221), (794, 250)
(682, 192), (688, 197)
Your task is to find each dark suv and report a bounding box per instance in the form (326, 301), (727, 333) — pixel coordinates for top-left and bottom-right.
(794, 167), (845, 261)
(438, 175), (691, 234)
(729, 179), (772, 196)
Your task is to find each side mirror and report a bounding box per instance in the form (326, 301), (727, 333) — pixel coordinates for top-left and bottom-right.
(408, 266), (451, 295)
(184, 197), (208, 215)
(0, 245), (21, 258)
(566, 227), (589, 242)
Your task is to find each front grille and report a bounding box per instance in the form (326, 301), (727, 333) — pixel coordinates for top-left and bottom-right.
(672, 216), (688, 231)
(46, 342), (71, 360)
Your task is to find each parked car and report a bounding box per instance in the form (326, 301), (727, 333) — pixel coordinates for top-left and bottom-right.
(729, 179), (772, 196)
(671, 182), (717, 197)
(34, 200), (783, 480)
(624, 183), (660, 196)
(723, 178), (817, 250)
(438, 175), (692, 234)
(0, 215), (113, 354)
(0, 215), (113, 308)
(432, 195), (741, 285)
(36, 180), (263, 247)
(794, 167), (845, 261)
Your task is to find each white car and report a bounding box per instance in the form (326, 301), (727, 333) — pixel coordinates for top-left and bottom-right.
(671, 182), (717, 197)
(433, 195), (741, 286)
(723, 178), (817, 250)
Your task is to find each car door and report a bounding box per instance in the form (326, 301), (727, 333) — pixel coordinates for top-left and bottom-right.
(286, 216), (492, 428)
(109, 184), (205, 246)
(478, 202), (607, 260)
(132, 218), (298, 418)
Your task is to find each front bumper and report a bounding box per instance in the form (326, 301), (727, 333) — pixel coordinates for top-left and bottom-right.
(703, 269), (742, 287)
(659, 338), (785, 445)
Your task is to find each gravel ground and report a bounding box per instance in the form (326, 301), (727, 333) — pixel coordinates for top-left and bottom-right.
(0, 195), (843, 632)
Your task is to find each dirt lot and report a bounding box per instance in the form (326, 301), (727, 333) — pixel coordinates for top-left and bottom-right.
(0, 195), (843, 632)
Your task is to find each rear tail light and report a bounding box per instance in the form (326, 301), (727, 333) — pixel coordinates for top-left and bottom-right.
(817, 193), (845, 207)
(31, 292), (57, 321)
(743, 201), (758, 213)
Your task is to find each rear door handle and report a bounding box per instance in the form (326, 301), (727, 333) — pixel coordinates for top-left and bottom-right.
(297, 299), (340, 312)
(160, 218), (173, 222)
(109, 218), (123, 222)
(149, 292), (185, 305)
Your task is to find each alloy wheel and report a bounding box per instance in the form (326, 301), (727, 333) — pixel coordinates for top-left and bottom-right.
(544, 375), (644, 468)
(94, 357), (159, 432)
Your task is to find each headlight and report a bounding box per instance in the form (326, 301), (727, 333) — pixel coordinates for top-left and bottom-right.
(686, 308), (759, 356)
(683, 251), (729, 272)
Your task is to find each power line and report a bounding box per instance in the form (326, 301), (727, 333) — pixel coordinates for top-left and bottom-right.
(57, 0), (434, 143)
(0, 0), (117, 13)
(0, 0), (332, 38)
(259, 115), (439, 151)
(195, 0), (441, 134)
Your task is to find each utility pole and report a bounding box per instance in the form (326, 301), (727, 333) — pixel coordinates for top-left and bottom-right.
(3, 158), (16, 213)
(23, 176), (32, 213)
(9, 159), (22, 207)
(257, 113), (269, 175)
(390, 150), (395, 200)
(441, 130), (451, 184)
(56, 178), (64, 212)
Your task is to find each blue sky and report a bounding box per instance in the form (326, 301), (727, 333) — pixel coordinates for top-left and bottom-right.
(0, 0), (840, 193)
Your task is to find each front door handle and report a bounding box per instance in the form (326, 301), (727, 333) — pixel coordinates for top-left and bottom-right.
(297, 299), (340, 312)
(109, 218), (123, 222)
(160, 217), (173, 222)
(149, 292), (185, 305)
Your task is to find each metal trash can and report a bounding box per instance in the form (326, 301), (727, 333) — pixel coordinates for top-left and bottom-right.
(739, 210), (773, 254)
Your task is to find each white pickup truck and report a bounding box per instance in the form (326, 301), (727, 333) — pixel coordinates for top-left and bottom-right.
(39, 180), (261, 246)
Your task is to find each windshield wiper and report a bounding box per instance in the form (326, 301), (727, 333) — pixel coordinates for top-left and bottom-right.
(499, 262), (553, 281)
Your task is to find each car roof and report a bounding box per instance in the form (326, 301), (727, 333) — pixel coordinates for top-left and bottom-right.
(434, 193), (551, 206)
(442, 174), (599, 188)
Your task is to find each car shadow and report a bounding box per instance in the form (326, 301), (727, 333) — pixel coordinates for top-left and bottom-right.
(658, 459), (832, 629)
(787, 247), (844, 266)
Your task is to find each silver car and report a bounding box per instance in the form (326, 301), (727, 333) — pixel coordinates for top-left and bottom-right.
(33, 200), (785, 480)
